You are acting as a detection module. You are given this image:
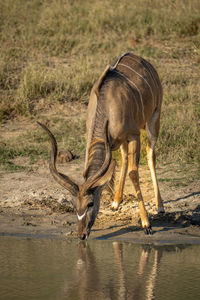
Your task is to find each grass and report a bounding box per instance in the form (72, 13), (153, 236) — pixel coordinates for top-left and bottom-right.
(158, 163), (200, 187)
(0, 0), (200, 173)
(0, 116), (86, 171)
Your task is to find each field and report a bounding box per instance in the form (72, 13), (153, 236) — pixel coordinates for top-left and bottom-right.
(0, 0), (200, 238)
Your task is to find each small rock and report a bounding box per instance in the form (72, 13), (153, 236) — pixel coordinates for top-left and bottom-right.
(57, 150), (74, 163)
(24, 222), (36, 227)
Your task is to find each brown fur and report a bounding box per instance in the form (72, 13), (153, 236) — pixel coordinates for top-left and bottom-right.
(39, 52), (164, 239)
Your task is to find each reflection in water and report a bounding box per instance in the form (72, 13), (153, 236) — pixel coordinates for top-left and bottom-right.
(62, 242), (103, 300)
(113, 242), (127, 299)
(74, 242), (163, 300)
(59, 242), (199, 300)
(112, 242), (160, 300)
(0, 237), (200, 300)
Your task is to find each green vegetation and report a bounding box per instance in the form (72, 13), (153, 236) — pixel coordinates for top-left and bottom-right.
(0, 117), (86, 171)
(0, 0), (199, 173)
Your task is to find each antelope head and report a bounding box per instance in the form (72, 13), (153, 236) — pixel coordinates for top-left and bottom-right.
(37, 122), (115, 240)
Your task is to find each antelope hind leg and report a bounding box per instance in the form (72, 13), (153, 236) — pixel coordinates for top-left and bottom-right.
(146, 111), (165, 213)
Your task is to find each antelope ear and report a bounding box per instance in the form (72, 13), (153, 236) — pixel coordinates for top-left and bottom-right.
(90, 160), (116, 189)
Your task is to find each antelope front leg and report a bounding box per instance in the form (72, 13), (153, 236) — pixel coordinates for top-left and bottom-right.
(128, 138), (152, 234)
(112, 142), (128, 210)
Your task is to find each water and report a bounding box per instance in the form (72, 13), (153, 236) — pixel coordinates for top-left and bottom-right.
(0, 237), (200, 300)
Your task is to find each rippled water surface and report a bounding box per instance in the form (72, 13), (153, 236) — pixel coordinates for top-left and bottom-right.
(0, 236), (200, 300)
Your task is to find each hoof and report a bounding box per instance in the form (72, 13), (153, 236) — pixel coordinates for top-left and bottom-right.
(143, 225), (153, 235)
(158, 207), (165, 214)
(111, 201), (119, 210)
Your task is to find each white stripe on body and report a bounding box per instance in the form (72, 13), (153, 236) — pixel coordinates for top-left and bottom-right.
(114, 69), (145, 121)
(111, 52), (133, 69)
(126, 55), (160, 106)
(118, 63), (155, 107)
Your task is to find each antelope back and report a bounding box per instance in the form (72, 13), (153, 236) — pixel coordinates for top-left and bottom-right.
(112, 52), (162, 120)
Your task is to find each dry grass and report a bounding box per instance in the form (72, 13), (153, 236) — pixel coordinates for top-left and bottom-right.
(0, 0), (200, 171)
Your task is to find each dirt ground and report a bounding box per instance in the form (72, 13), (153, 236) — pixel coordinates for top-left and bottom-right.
(0, 155), (200, 244)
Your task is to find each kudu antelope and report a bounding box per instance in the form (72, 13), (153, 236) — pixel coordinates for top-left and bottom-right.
(38, 52), (164, 239)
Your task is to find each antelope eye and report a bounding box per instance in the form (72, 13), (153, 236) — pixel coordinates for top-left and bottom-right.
(87, 202), (94, 208)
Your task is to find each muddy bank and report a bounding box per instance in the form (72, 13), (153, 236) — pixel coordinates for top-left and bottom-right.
(0, 162), (200, 244)
(0, 204), (200, 245)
